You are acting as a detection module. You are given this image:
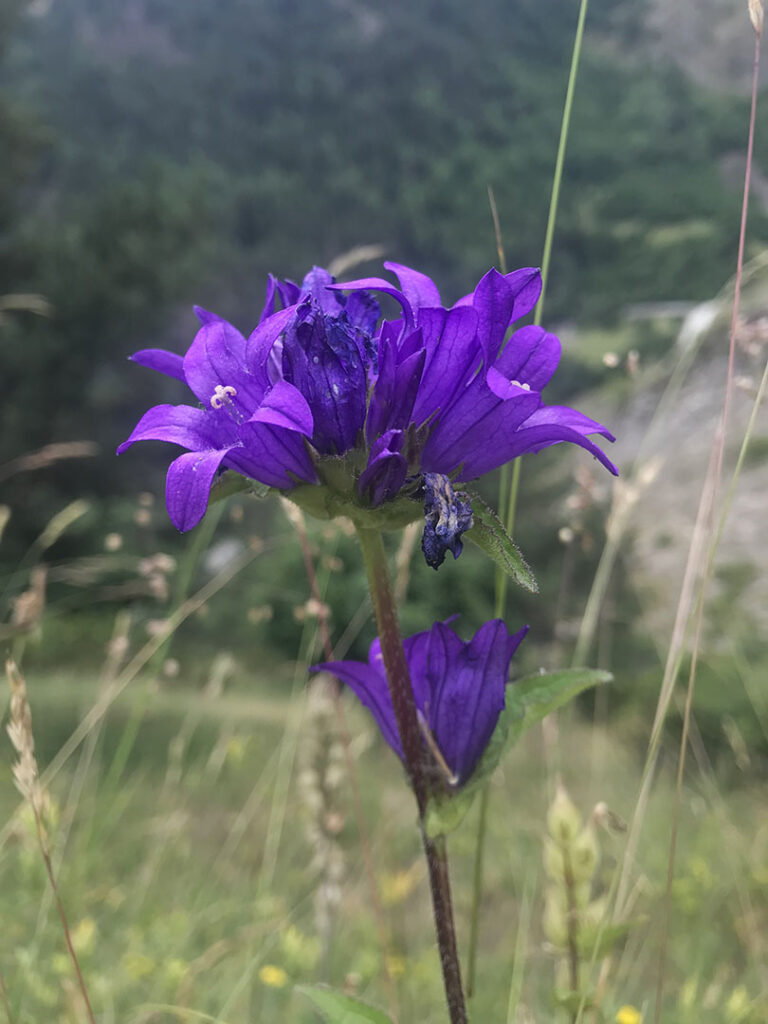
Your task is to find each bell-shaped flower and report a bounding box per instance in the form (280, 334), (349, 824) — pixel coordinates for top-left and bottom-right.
(315, 618), (528, 788)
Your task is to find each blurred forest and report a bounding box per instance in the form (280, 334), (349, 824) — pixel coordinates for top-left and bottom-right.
(2, 0), (766, 528)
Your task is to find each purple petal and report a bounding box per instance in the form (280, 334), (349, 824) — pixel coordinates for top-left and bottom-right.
(495, 325), (561, 391)
(246, 305), (298, 388)
(183, 318), (263, 413)
(422, 378), (541, 476)
(281, 306), (367, 455)
(345, 291), (381, 335)
(366, 332), (425, 440)
(329, 277), (414, 329)
(258, 275), (278, 324)
(314, 659), (403, 758)
(427, 619), (525, 784)
(230, 422), (318, 488)
(357, 430), (407, 506)
(117, 404), (231, 455)
(411, 305), (480, 426)
(300, 266), (345, 314)
(383, 261), (442, 312)
(471, 268), (518, 365)
(456, 416), (618, 479)
(504, 267), (542, 322)
(453, 267), (541, 323)
(129, 349), (185, 383)
(193, 306), (224, 326)
(165, 447), (235, 532)
(248, 379), (314, 435)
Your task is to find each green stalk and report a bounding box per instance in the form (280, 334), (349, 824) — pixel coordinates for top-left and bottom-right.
(466, 0), (590, 997)
(355, 527), (467, 1024)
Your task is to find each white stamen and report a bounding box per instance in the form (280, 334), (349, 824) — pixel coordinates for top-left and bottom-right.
(509, 379), (531, 391)
(210, 384), (238, 409)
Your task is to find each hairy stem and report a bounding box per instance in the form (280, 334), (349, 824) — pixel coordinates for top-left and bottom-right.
(356, 526), (467, 1024)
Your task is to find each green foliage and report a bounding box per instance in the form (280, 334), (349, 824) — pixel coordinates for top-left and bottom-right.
(464, 490), (538, 593)
(297, 985), (392, 1024)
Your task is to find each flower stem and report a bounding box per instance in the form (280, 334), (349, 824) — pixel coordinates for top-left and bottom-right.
(355, 526), (467, 1024)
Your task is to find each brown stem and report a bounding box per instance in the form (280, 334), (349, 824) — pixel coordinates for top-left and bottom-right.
(356, 526), (467, 1024)
(32, 808), (96, 1024)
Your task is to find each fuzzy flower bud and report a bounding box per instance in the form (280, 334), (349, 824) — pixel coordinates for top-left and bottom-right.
(547, 783), (582, 844)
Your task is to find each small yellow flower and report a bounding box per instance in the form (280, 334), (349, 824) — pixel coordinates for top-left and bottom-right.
(259, 964), (288, 989)
(616, 1007), (643, 1024)
(71, 917), (96, 956)
(380, 864), (421, 906)
(385, 954), (406, 979)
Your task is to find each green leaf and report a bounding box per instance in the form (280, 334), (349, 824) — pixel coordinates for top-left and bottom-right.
(504, 667), (612, 749)
(296, 985), (393, 1024)
(463, 492), (537, 592)
(424, 668), (611, 839)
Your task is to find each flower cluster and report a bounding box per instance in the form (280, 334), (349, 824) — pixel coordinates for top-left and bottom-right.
(118, 262), (616, 567)
(315, 618), (528, 787)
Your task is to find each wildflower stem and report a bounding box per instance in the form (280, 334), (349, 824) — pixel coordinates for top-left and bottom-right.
(355, 526), (467, 1024)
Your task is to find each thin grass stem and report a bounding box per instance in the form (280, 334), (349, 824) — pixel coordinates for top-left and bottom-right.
(467, 0), (590, 997)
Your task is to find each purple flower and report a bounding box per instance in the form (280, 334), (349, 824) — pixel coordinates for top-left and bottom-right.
(315, 618), (528, 787)
(119, 261), (616, 554)
(117, 306), (318, 530)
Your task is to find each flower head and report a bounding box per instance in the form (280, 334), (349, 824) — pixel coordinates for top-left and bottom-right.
(119, 262), (616, 559)
(315, 618), (528, 787)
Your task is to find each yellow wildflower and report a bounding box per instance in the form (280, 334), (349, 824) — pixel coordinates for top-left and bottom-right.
(259, 964), (288, 989)
(385, 954), (406, 979)
(616, 1007), (643, 1024)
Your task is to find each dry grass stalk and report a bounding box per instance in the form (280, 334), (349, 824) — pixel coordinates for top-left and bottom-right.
(5, 660), (96, 1024)
(0, 442), (98, 484)
(750, 0), (763, 36)
(327, 243), (386, 278)
(0, 967), (14, 1024)
(298, 674), (347, 962)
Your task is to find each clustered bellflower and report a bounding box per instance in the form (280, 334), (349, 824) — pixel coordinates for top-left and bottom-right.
(118, 262), (617, 567)
(315, 618), (528, 787)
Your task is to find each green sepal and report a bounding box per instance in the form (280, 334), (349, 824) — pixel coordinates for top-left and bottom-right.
(463, 491), (537, 592)
(286, 483), (422, 530)
(424, 668), (611, 838)
(208, 470), (271, 505)
(296, 984), (393, 1023)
